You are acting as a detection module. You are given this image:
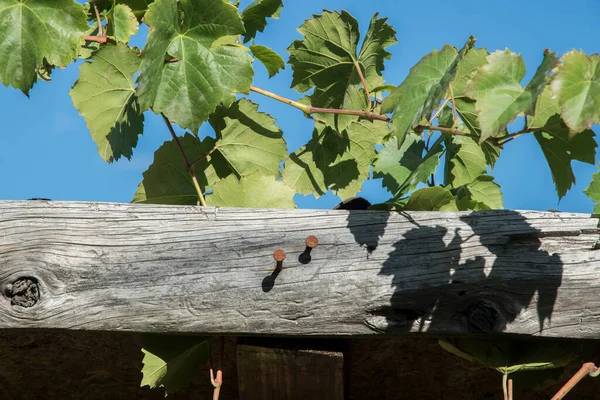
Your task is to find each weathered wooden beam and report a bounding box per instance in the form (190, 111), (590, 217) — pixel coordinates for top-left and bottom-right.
(0, 201), (599, 338)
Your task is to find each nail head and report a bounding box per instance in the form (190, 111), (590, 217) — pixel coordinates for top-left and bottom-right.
(273, 249), (286, 262)
(305, 235), (319, 249)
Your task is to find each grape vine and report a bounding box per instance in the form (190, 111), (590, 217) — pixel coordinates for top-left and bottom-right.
(2, 0), (600, 397)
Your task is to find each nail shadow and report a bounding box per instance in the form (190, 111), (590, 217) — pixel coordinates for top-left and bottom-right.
(298, 246), (313, 264)
(262, 262), (282, 293)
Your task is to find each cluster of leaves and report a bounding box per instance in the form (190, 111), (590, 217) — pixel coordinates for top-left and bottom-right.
(3, 0), (600, 212)
(2, 0), (600, 395)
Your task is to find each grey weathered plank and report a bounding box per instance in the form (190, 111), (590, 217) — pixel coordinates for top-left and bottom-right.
(0, 201), (599, 338)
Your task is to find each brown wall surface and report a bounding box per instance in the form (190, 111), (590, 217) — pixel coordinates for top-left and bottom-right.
(0, 331), (598, 399)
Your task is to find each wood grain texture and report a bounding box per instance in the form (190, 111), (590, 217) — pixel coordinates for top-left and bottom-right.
(0, 201), (599, 338)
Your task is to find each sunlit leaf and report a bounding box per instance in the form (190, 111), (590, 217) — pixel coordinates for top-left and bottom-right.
(136, 0), (253, 133)
(551, 50), (600, 133)
(455, 175), (503, 209)
(211, 99), (287, 177)
(445, 135), (487, 188)
(0, 0), (88, 94)
(207, 172), (296, 208)
(451, 98), (502, 167)
(585, 168), (600, 215)
(452, 48), (488, 97)
(110, 4), (139, 43)
(250, 44), (285, 78)
(133, 133), (231, 205)
(141, 334), (208, 395)
(402, 186), (458, 211)
(288, 11), (397, 132)
(283, 120), (388, 200)
(70, 43), (144, 163)
(373, 135), (443, 198)
(382, 36), (475, 144)
(466, 50), (558, 142)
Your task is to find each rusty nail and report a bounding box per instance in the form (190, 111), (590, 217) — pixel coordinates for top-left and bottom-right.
(273, 249), (286, 262)
(273, 249), (286, 271)
(305, 235), (319, 249)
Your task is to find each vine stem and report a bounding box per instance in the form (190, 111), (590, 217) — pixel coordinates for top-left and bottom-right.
(249, 85), (390, 122)
(416, 124), (558, 144)
(428, 98), (450, 125)
(415, 125), (480, 140)
(354, 61), (372, 111)
(210, 369), (223, 400)
(160, 113), (207, 207)
(91, 0), (103, 36)
(448, 83), (459, 125)
(84, 35), (109, 43)
(551, 362), (598, 400)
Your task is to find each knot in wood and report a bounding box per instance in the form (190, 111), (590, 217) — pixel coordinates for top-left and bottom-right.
(7, 277), (40, 308)
(464, 300), (502, 333)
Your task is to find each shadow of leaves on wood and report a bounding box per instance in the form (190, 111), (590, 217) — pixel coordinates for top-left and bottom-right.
(345, 209), (563, 336)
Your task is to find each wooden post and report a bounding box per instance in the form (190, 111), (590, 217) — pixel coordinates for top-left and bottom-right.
(237, 339), (344, 400)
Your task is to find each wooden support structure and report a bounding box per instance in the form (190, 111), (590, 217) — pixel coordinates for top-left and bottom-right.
(0, 201), (599, 339)
(237, 339), (344, 400)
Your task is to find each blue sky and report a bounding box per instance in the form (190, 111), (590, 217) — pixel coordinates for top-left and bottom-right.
(1, 0), (599, 212)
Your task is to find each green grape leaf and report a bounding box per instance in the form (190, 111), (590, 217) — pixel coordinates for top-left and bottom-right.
(241, 0), (283, 43)
(452, 98), (502, 168)
(79, 21), (102, 60)
(70, 43), (144, 163)
(585, 168), (600, 215)
(282, 129), (328, 197)
(111, 4), (139, 43)
(526, 50), (560, 109)
(141, 334), (208, 395)
(211, 99), (287, 177)
(136, 0), (253, 133)
(207, 172), (296, 208)
(0, 0), (88, 94)
(373, 135), (444, 198)
(402, 186), (458, 211)
(530, 89), (597, 199)
(466, 50), (559, 142)
(439, 338), (591, 376)
(250, 44), (285, 78)
(382, 36), (475, 144)
(133, 133), (232, 205)
(551, 50), (600, 133)
(535, 126), (596, 199)
(455, 175), (503, 209)
(283, 120), (388, 200)
(312, 87), (369, 133)
(445, 135), (487, 188)
(455, 197), (490, 211)
(451, 50), (505, 167)
(288, 11), (396, 132)
(93, 0), (153, 21)
(452, 48), (488, 97)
